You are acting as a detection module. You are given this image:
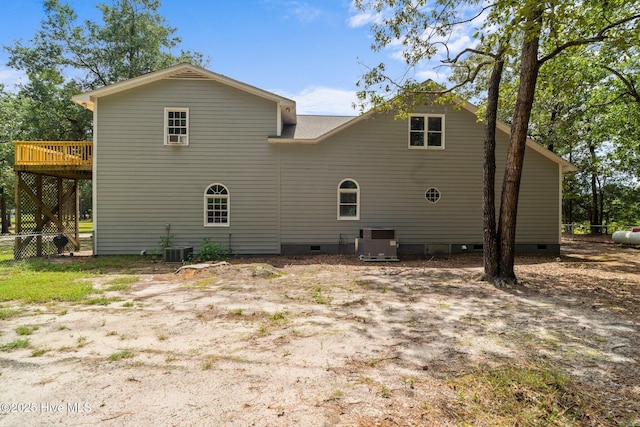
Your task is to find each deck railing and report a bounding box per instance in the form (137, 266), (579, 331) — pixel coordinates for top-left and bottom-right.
(15, 141), (93, 166)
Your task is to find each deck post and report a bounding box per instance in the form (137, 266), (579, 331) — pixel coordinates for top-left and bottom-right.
(74, 179), (80, 251)
(13, 142), (92, 259)
(36, 173), (43, 257)
(14, 172), (22, 259)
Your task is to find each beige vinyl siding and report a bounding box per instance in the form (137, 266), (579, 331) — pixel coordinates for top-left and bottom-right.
(279, 105), (560, 247)
(514, 148), (561, 242)
(94, 79), (280, 254)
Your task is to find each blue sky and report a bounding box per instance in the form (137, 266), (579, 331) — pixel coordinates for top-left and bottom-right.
(0, 0), (473, 115)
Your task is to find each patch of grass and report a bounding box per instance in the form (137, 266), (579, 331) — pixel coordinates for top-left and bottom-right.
(31, 348), (48, 357)
(381, 384), (392, 398)
(0, 338), (30, 352)
(311, 286), (330, 305)
(85, 296), (120, 305)
(18, 255), (142, 273)
(365, 358), (382, 368)
(0, 245), (13, 262)
(0, 264), (95, 303)
(265, 271), (284, 279)
(157, 334), (168, 341)
(403, 377), (415, 389)
(122, 301), (134, 307)
(268, 311), (287, 323)
(105, 276), (139, 291)
(229, 308), (243, 316)
(108, 350), (134, 361)
(105, 283), (129, 291)
(186, 277), (219, 289)
(201, 355), (219, 370)
(106, 276), (140, 285)
(446, 363), (588, 426)
(330, 389), (343, 400)
(0, 307), (20, 319)
(16, 325), (39, 336)
(353, 280), (370, 288)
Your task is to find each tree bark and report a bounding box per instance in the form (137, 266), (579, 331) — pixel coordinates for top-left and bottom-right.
(589, 144), (600, 234)
(0, 190), (7, 234)
(482, 53), (505, 281)
(497, 9), (543, 284)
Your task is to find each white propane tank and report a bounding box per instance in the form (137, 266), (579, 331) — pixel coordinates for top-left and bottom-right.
(612, 228), (640, 244)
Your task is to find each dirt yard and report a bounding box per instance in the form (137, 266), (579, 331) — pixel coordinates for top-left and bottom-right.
(0, 236), (638, 426)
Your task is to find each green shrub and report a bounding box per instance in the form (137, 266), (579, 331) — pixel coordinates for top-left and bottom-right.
(198, 239), (231, 262)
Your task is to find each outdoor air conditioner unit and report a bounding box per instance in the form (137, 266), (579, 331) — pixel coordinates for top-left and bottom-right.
(164, 246), (193, 262)
(167, 135), (188, 145)
(356, 228), (399, 262)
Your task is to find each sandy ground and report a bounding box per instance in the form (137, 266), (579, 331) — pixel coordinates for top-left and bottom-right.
(0, 236), (638, 426)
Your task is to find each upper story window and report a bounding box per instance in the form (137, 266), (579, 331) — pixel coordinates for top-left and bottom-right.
(165, 108), (189, 145)
(338, 179), (360, 220)
(204, 184), (229, 226)
(409, 114), (445, 149)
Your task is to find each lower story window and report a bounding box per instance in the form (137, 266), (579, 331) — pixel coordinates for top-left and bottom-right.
(205, 184), (229, 226)
(338, 179), (360, 220)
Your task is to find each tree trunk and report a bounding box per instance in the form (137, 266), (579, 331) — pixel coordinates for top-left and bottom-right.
(482, 52), (505, 282)
(589, 144), (600, 234)
(0, 191), (7, 234)
(496, 9), (542, 284)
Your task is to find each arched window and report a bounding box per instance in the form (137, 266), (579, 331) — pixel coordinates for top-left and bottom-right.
(338, 179), (360, 220)
(204, 184), (229, 226)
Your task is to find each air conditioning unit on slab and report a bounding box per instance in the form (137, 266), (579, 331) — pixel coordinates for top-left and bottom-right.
(356, 228), (399, 262)
(164, 246), (193, 262)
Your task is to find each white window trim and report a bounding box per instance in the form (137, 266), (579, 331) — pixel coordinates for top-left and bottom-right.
(337, 179), (360, 221)
(425, 187), (441, 204)
(204, 183), (230, 227)
(408, 114), (445, 150)
(164, 107), (189, 146)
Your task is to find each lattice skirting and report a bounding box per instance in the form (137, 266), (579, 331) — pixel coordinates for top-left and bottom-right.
(14, 172), (79, 259)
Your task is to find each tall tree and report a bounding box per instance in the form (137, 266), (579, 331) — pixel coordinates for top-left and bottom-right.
(4, 0), (207, 221)
(6, 0), (206, 91)
(354, 0), (640, 284)
(0, 86), (20, 232)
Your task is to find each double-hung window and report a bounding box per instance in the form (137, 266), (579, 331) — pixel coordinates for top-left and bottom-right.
(409, 114), (445, 149)
(204, 184), (229, 226)
(165, 108), (189, 145)
(338, 179), (360, 220)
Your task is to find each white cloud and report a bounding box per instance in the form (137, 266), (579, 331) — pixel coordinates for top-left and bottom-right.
(275, 86), (359, 115)
(350, 1), (484, 82)
(346, 0), (393, 28)
(415, 68), (449, 83)
(347, 10), (381, 28)
(285, 1), (322, 23)
(262, 0), (323, 24)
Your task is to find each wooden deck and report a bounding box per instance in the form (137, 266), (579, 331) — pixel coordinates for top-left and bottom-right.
(14, 141), (92, 179)
(12, 142), (92, 258)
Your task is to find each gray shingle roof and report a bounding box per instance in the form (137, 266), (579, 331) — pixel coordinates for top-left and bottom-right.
(280, 115), (356, 140)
